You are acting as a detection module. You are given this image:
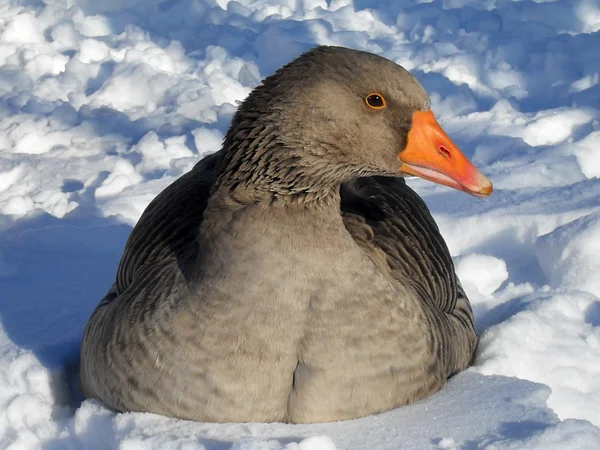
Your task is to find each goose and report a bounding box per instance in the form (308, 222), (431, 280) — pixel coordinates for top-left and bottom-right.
(80, 46), (492, 424)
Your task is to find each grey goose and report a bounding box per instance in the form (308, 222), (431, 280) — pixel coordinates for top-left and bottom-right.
(80, 46), (493, 424)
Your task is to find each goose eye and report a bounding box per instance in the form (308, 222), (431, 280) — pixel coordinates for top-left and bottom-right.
(365, 93), (386, 109)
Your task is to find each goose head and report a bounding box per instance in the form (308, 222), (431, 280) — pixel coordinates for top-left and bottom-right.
(217, 46), (492, 198)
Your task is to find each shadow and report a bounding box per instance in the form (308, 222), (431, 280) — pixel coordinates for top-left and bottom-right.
(413, 70), (495, 114)
(469, 228), (547, 287)
(461, 421), (551, 449)
(61, 179), (85, 193)
(514, 31), (600, 113)
(476, 293), (534, 332)
(585, 301), (600, 328)
(498, 420), (550, 441)
(85, 61), (117, 97)
(0, 210), (132, 402)
(77, 104), (208, 146)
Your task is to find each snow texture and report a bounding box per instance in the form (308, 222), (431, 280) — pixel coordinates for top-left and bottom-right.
(1, 0), (600, 448)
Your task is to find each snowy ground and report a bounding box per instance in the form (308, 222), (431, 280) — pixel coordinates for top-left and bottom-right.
(1, 0), (600, 448)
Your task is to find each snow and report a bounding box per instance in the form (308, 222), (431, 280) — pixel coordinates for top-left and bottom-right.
(1, 0), (599, 448)
(455, 253), (508, 297)
(535, 211), (600, 297)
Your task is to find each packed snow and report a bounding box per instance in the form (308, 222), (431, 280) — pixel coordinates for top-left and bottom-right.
(1, 0), (600, 448)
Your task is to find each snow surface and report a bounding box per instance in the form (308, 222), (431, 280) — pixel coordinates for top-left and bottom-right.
(1, 0), (600, 448)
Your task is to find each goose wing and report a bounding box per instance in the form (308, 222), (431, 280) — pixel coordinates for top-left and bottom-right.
(340, 176), (477, 373)
(114, 152), (219, 294)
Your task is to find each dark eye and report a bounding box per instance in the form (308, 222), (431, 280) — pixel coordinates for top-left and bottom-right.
(365, 93), (387, 109)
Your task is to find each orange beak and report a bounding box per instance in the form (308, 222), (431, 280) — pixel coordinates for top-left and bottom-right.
(399, 110), (493, 197)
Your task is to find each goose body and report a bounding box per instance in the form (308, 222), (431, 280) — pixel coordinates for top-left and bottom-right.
(80, 46), (492, 423)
